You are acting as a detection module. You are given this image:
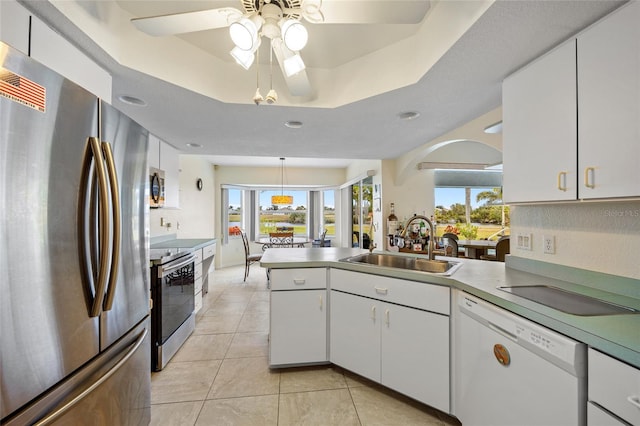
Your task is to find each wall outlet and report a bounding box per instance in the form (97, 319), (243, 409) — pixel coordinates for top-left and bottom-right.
(516, 233), (532, 250)
(543, 235), (555, 254)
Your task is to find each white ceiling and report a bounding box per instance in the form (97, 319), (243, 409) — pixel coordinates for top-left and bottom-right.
(21, 0), (625, 168)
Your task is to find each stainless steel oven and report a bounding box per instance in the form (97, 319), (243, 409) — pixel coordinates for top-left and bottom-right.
(150, 250), (196, 371)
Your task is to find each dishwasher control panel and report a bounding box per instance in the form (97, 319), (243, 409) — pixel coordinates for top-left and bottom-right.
(459, 293), (586, 376)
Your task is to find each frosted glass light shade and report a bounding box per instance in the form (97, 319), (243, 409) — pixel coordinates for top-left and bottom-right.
(230, 46), (255, 70)
(230, 17), (259, 50)
(281, 19), (308, 51)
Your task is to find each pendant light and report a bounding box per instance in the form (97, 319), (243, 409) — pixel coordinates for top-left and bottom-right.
(271, 157), (293, 205)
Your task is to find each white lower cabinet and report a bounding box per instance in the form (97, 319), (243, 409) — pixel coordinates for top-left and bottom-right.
(588, 348), (640, 426)
(269, 268), (328, 366)
(330, 290), (381, 380)
(330, 269), (450, 413)
(270, 289), (327, 366)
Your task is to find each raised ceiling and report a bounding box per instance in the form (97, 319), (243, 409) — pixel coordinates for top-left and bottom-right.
(21, 0), (625, 167)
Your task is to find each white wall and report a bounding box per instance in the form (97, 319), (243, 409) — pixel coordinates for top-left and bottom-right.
(149, 155), (216, 238)
(510, 201), (640, 280)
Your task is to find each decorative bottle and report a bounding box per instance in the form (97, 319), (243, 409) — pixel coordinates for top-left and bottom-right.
(387, 203), (398, 235)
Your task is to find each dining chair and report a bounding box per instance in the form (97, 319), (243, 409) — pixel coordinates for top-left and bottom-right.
(269, 232), (294, 248)
(480, 236), (510, 262)
(241, 231), (263, 281)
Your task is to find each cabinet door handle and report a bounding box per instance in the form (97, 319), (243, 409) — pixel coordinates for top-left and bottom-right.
(584, 167), (596, 189)
(557, 171), (568, 191)
(385, 309), (390, 326)
(293, 279), (306, 285)
(371, 305), (376, 321)
(627, 395), (640, 409)
(319, 295), (323, 310)
(374, 287), (388, 295)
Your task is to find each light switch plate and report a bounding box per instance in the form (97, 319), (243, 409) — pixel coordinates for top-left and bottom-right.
(516, 233), (532, 250)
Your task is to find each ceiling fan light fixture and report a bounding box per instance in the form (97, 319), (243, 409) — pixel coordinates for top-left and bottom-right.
(229, 15), (261, 50)
(230, 46), (255, 70)
(283, 53), (306, 77)
(280, 19), (308, 51)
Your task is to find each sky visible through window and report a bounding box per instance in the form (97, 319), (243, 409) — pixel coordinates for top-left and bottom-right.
(435, 187), (490, 209)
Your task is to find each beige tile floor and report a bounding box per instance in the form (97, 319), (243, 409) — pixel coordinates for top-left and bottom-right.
(150, 264), (461, 426)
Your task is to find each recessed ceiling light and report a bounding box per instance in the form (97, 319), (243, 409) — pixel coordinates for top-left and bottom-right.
(285, 121), (303, 129)
(117, 95), (147, 106)
(186, 143), (202, 148)
(398, 111), (420, 120)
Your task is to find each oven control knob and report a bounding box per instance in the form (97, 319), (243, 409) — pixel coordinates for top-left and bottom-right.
(493, 344), (511, 366)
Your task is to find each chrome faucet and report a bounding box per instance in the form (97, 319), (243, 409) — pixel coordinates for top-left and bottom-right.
(399, 215), (435, 260)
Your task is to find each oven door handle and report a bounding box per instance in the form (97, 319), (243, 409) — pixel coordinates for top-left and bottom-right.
(161, 254), (197, 275)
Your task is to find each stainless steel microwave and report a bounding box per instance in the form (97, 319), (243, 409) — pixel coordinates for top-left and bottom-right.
(149, 167), (165, 208)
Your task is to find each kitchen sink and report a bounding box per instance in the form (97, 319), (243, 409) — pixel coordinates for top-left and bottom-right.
(340, 253), (462, 276)
(498, 285), (639, 316)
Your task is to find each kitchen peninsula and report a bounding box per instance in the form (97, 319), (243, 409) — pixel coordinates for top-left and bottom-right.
(263, 248), (640, 423)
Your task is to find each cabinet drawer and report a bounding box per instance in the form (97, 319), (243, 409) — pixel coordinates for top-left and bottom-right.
(588, 402), (626, 426)
(589, 348), (640, 425)
(330, 269), (450, 315)
(193, 248), (203, 265)
(194, 262), (203, 281)
(270, 268), (327, 290)
(203, 242), (216, 260)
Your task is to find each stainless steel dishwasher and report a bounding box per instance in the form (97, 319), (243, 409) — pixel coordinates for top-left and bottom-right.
(455, 292), (587, 426)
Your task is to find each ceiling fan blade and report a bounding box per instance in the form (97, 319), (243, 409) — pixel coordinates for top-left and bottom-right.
(312, 0), (431, 24)
(131, 7), (243, 36)
(272, 40), (312, 97)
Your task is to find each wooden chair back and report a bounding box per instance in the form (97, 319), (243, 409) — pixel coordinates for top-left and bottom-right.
(269, 232), (294, 247)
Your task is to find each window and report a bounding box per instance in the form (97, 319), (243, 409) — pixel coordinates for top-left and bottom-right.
(258, 190), (308, 237)
(351, 177), (373, 248)
(221, 188), (244, 243)
(434, 186), (509, 240)
(322, 189), (336, 237)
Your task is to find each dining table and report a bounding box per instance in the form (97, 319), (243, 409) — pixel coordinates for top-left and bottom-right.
(456, 239), (498, 259)
(258, 237), (312, 250)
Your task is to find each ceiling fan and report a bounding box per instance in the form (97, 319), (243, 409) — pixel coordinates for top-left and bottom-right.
(131, 0), (431, 99)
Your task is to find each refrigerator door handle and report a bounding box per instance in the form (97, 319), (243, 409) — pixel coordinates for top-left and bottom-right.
(79, 137), (110, 318)
(101, 141), (120, 312)
(32, 328), (148, 426)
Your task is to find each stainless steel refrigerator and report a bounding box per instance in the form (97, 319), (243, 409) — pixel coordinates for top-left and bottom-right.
(0, 42), (151, 425)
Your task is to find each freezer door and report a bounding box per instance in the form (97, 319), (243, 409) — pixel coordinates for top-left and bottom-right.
(99, 101), (150, 349)
(0, 43), (100, 420)
(3, 318), (151, 426)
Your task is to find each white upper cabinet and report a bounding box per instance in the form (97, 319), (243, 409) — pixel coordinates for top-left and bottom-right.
(1, 0), (30, 54)
(160, 141), (180, 208)
(147, 134), (161, 170)
(1, 0), (112, 101)
(503, 1), (639, 203)
(147, 134), (180, 208)
(577, 0), (640, 199)
(30, 17), (111, 101)
(503, 40), (578, 204)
